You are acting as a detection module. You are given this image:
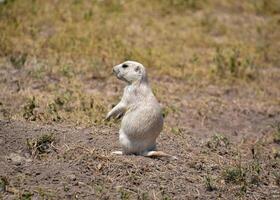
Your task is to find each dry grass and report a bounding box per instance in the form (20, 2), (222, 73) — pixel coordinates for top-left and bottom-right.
(0, 0), (279, 125)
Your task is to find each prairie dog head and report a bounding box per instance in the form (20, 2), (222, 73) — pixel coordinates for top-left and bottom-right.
(113, 61), (147, 84)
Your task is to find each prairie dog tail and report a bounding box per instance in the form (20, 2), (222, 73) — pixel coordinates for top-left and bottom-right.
(143, 151), (177, 160)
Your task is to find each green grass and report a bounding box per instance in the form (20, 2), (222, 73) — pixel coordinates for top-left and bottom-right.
(21, 191), (33, 200)
(23, 96), (37, 121)
(274, 172), (280, 186)
(0, 176), (8, 193)
(223, 165), (246, 184)
(212, 47), (258, 80)
(118, 187), (131, 200)
(222, 158), (265, 193)
(204, 174), (217, 191)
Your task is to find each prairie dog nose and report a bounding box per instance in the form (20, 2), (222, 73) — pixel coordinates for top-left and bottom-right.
(113, 66), (118, 74)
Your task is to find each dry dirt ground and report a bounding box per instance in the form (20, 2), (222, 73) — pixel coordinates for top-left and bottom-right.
(1, 70), (280, 199)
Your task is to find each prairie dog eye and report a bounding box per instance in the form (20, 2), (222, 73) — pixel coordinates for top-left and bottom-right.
(122, 64), (128, 68)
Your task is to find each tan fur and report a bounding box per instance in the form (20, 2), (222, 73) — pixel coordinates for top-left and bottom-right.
(106, 61), (175, 159)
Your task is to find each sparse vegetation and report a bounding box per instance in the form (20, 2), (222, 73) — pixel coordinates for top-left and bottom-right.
(157, 0), (207, 12)
(223, 165), (246, 184)
(9, 53), (27, 69)
(204, 174), (216, 191)
(248, 160), (262, 186)
(26, 133), (56, 156)
(47, 103), (61, 122)
(272, 122), (280, 144)
(0, 177), (8, 193)
(221, 158), (266, 195)
(23, 97), (38, 121)
(206, 133), (230, 150)
(212, 47), (258, 80)
(253, 0), (280, 15)
(118, 188), (130, 200)
(21, 191), (33, 200)
(0, 0), (279, 199)
(274, 172), (280, 186)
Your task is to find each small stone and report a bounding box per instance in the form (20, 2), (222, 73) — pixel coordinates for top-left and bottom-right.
(97, 163), (102, 170)
(25, 158), (33, 163)
(67, 174), (76, 181)
(7, 153), (24, 165)
(78, 182), (86, 186)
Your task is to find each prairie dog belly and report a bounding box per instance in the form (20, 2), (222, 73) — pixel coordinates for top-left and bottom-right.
(121, 105), (163, 139)
(120, 104), (163, 153)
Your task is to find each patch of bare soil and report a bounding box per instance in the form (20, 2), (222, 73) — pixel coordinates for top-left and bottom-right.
(1, 74), (280, 199)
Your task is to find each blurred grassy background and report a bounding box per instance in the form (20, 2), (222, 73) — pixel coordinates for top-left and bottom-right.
(0, 0), (279, 125)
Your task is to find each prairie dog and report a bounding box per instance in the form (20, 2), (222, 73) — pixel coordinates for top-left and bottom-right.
(106, 61), (176, 159)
